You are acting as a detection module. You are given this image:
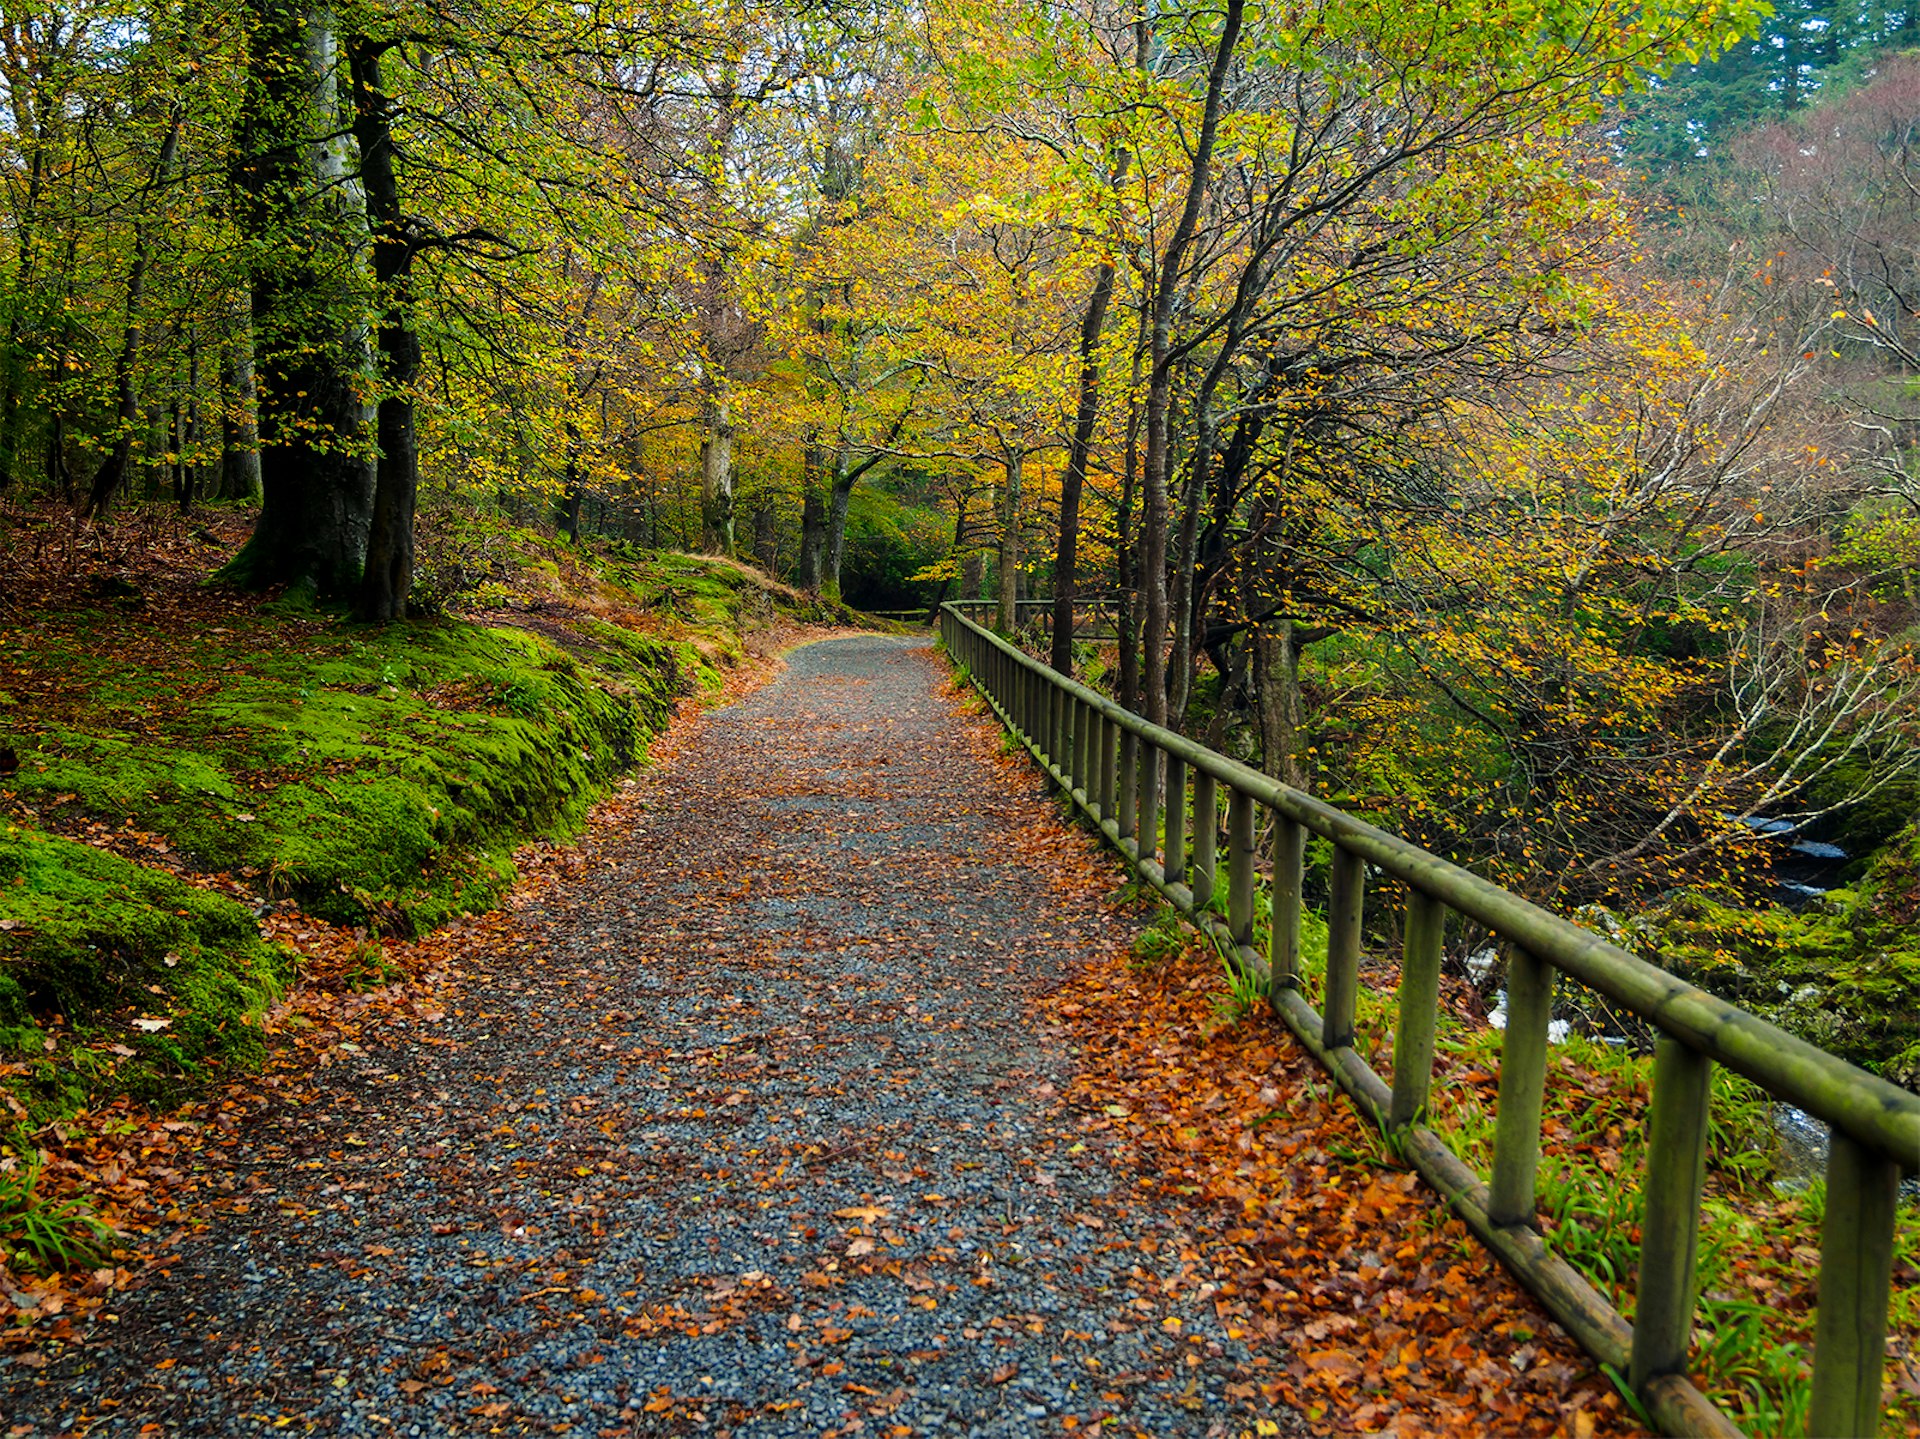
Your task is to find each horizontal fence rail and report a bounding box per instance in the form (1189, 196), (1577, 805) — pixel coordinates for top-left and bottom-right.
(945, 595), (1123, 642)
(938, 601), (1920, 1439)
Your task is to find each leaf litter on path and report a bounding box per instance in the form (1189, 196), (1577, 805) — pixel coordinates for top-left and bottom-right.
(4, 635), (1633, 1437)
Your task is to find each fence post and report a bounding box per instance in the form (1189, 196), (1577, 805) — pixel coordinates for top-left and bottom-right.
(1323, 846), (1364, 1049)
(1271, 815), (1303, 993)
(1067, 691), (1082, 795)
(1630, 1039), (1712, 1401)
(1808, 1132), (1901, 1439)
(1164, 759), (1188, 886)
(1227, 789), (1255, 951)
(1097, 714), (1117, 825)
(1388, 889), (1446, 1129)
(1190, 770), (1217, 911)
(1118, 732), (1137, 842)
(1058, 685), (1073, 779)
(1488, 947), (1554, 1228)
(1138, 742), (1160, 866)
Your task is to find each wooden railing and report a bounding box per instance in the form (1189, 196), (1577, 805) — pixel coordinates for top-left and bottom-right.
(939, 601), (1919, 1439)
(939, 595), (1122, 642)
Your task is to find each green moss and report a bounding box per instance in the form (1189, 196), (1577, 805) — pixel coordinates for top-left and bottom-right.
(0, 532), (837, 1128)
(1633, 822), (1920, 1086)
(0, 825), (287, 1121)
(2, 615), (691, 934)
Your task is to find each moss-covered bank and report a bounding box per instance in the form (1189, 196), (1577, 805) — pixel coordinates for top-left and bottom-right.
(7, 618), (680, 933)
(0, 527), (840, 1126)
(0, 826), (287, 1121)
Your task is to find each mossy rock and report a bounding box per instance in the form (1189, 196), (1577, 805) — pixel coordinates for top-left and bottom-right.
(0, 825), (287, 1120)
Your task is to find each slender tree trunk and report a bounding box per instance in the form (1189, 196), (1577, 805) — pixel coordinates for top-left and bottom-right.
(220, 291), (263, 501)
(823, 459), (858, 603)
(940, 490), (971, 611)
(46, 411), (69, 497)
(1139, 0), (1243, 726)
(1115, 316), (1146, 712)
(963, 548), (985, 602)
(87, 109), (183, 518)
(37, 235), (81, 501)
(1051, 258), (1118, 674)
(700, 398), (736, 555)
(350, 36), (419, 623)
(751, 501), (776, 572)
(1166, 412), (1215, 727)
(996, 448), (1023, 634)
(177, 331), (202, 513)
(797, 438), (827, 591)
(0, 143), (45, 491)
(557, 423), (586, 543)
(224, 0), (374, 596)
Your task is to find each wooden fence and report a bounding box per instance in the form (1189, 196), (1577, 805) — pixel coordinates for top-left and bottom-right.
(939, 601), (1919, 1439)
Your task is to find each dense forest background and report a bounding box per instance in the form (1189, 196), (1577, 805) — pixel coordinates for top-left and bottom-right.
(2, 0), (1917, 1071)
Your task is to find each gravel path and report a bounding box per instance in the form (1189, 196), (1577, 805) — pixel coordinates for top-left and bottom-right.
(6, 636), (1287, 1437)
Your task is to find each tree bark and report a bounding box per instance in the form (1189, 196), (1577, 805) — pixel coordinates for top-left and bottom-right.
(350, 36), (419, 624)
(220, 291), (263, 501)
(557, 423), (585, 543)
(1139, 0), (1244, 726)
(699, 398), (736, 555)
(751, 501), (776, 571)
(1167, 408), (1217, 727)
(1051, 257), (1118, 674)
(0, 137), (45, 491)
(822, 460), (857, 603)
(797, 438), (827, 591)
(1115, 308), (1147, 713)
(1252, 618), (1309, 790)
(86, 109), (183, 518)
(224, 0), (374, 598)
(996, 448), (1023, 634)
(46, 410), (69, 498)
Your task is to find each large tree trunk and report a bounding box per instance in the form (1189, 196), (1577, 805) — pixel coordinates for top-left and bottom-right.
(699, 398), (736, 555)
(1051, 257), (1118, 675)
(996, 449), (1023, 634)
(224, 0), (373, 597)
(350, 36), (418, 624)
(1252, 619), (1309, 790)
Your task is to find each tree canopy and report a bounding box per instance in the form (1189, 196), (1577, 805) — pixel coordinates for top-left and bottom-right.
(3, 0), (1916, 904)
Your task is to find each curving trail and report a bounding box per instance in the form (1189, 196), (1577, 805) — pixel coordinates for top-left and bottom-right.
(6, 636), (1291, 1437)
